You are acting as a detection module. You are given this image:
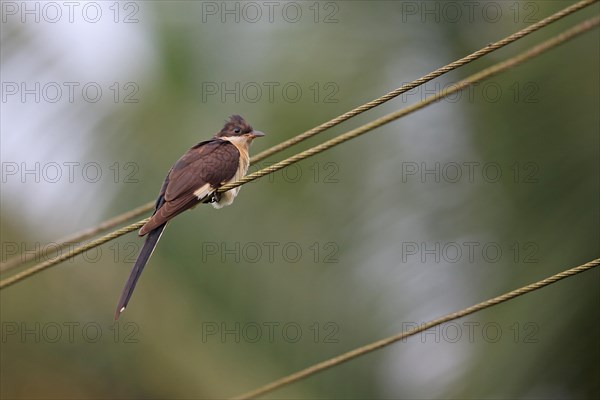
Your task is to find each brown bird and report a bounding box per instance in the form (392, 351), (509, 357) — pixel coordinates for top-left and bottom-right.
(115, 115), (265, 319)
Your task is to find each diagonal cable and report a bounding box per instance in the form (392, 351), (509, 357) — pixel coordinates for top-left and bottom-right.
(2, 0), (595, 274)
(1, 16), (598, 289)
(0, 219), (150, 289)
(0, 203), (153, 272)
(233, 258), (600, 400)
(248, 0), (598, 165)
(219, 16), (600, 192)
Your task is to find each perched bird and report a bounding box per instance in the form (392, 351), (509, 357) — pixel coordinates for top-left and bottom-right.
(115, 115), (265, 319)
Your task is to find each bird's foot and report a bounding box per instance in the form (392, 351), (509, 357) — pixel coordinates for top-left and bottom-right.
(208, 191), (221, 204)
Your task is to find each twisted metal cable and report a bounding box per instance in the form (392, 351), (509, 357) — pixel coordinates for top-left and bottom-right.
(234, 258), (600, 399)
(220, 16), (600, 192)
(1, 16), (598, 290)
(0, 219), (149, 289)
(3, 0), (594, 274)
(0, 203), (154, 272)
(248, 0), (598, 165)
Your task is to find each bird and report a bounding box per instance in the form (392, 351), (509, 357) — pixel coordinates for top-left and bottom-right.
(114, 115), (265, 319)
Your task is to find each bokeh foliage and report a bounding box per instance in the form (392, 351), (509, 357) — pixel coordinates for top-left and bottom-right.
(1, 1), (598, 399)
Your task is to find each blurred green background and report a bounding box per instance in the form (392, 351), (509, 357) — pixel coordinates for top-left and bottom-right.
(1, 1), (598, 399)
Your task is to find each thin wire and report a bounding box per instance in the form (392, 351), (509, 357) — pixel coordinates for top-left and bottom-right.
(248, 0), (598, 165)
(0, 219), (149, 289)
(0, 16), (597, 290)
(0, 203), (154, 272)
(3, 0), (594, 274)
(219, 16), (600, 192)
(233, 258), (600, 400)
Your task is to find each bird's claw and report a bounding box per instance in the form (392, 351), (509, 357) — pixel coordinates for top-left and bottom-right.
(208, 191), (220, 203)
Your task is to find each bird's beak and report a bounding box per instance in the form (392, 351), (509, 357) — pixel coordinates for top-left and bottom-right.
(250, 130), (266, 138)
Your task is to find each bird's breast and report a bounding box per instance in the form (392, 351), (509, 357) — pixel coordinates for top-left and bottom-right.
(212, 137), (250, 209)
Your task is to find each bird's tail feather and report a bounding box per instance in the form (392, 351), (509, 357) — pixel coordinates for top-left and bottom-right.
(114, 223), (167, 319)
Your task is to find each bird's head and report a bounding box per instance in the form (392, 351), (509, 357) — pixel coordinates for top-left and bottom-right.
(216, 115), (265, 142)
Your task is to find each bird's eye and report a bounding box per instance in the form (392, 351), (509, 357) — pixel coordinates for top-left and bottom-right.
(234, 128), (241, 134)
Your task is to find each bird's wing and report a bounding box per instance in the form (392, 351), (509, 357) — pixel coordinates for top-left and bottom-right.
(139, 139), (240, 235)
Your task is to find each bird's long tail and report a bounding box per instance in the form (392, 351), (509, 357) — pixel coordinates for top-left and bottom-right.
(114, 223), (167, 319)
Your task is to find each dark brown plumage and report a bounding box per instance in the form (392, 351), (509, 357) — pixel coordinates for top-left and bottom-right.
(138, 140), (240, 235)
(115, 115), (265, 319)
